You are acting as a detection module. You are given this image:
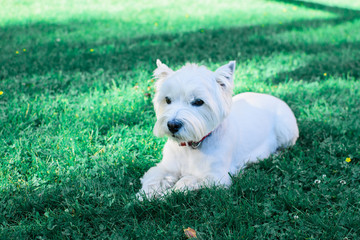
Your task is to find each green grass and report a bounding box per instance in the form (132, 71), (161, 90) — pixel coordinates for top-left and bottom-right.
(1, 0), (360, 239)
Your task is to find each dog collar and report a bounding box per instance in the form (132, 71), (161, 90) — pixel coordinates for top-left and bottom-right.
(179, 132), (212, 149)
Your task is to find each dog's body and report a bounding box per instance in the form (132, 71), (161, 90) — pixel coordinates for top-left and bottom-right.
(138, 60), (298, 199)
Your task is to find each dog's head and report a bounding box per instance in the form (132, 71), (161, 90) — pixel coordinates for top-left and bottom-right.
(152, 60), (235, 143)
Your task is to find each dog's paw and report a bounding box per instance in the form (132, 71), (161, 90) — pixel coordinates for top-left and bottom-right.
(136, 187), (173, 201)
(173, 176), (202, 191)
(137, 175), (178, 201)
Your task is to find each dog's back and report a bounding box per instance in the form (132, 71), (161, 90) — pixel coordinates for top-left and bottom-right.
(227, 92), (298, 170)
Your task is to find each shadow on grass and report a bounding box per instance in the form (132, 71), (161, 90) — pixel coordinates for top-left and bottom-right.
(271, 0), (360, 17)
(1, 0), (360, 92)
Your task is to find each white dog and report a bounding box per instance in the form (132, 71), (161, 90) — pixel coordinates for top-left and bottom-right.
(137, 60), (298, 199)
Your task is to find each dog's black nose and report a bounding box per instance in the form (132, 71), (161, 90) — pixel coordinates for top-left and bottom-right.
(167, 120), (183, 134)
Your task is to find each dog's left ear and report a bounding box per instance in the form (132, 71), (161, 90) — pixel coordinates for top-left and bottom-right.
(154, 59), (174, 80)
(215, 61), (236, 89)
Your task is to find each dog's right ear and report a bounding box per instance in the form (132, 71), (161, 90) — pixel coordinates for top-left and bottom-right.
(154, 59), (174, 80)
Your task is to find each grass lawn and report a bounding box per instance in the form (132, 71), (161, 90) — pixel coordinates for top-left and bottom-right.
(1, 0), (360, 239)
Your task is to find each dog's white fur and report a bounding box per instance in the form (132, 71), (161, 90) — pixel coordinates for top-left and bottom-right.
(138, 60), (298, 199)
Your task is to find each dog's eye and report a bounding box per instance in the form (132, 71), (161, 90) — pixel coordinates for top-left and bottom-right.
(165, 97), (172, 104)
(191, 99), (204, 107)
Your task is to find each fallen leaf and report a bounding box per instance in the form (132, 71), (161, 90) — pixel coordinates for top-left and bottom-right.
(184, 227), (197, 239)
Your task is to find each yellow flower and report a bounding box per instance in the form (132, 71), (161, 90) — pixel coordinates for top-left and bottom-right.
(345, 158), (351, 163)
(0, 91), (3, 95)
(90, 49), (94, 52)
(23, 49), (26, 52)
(15, 51), (19, 54)
(324, 73), (327, 76)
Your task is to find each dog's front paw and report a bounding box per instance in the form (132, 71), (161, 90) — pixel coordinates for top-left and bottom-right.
(137, 175), (178, 201)
(136, 190), (156, 201)
(173, 176), (202, 191)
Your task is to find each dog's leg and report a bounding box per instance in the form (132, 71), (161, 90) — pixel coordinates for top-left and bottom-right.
(137, 164), (179, 200)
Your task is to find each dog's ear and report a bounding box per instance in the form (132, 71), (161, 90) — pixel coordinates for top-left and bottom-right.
(215, 61), (236, 89)
(154, 59), (174, 80)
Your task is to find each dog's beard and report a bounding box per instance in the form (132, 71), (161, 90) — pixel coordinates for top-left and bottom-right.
(154, 107), (220, 142)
